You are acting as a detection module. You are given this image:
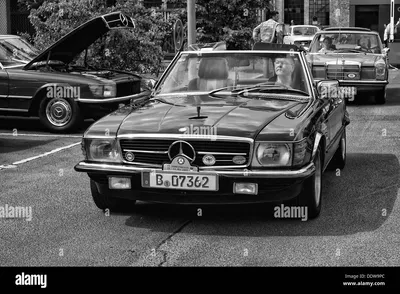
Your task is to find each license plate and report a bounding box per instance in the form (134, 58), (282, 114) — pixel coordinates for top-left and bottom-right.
(142, 171), (218, 191)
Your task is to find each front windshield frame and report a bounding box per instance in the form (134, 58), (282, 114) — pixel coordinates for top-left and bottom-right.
(0, 37), (39, 68)
(155, 50), (312, 99)
(309, 31), (382, 54)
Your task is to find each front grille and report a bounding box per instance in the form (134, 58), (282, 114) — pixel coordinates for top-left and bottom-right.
(119, 139), (251, 167)
(326, 65), (360, 80)
(116, 81), (141, 96)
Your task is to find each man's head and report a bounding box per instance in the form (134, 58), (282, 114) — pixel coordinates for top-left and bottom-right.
(322, 37), (333, 48)
(270, 11), (279, 21)
(274, 56), (295, 77)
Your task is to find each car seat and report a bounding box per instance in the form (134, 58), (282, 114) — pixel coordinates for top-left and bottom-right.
(188, 57), (233, 91)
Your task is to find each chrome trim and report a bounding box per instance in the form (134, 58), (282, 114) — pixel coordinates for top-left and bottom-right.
(116, 134), (254, 143)
(198, 151), (247, 156)
(7, 95), (31, 99)
(75, 161), (315, 178)
(117, 136), (254, 168)
(336, 80), (388, 84)
(76, 91), (149, 104)
(123, 149), (168, 155)
(0, 108), (28, 112)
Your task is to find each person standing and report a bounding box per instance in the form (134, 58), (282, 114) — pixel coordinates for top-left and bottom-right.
(253, 11), (281, 43)
(384, 18), (400, 47)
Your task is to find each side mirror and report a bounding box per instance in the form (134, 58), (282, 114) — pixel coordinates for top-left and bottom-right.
(317, 80), (339, 99)
(301, 46), (309, 52)
(141, 78), (157, 91)
(383, 47), (390, 55)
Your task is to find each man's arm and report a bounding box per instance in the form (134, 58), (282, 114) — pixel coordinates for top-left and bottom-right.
(253, 23), (262, 40)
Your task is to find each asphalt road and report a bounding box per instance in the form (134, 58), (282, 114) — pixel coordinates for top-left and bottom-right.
(1, 70), (400, 268)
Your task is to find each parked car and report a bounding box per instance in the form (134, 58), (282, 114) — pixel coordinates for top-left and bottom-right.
(0, 12), (147, 132)
(74, 42), (350, 219)
(305, 27), (389, 104)
(283, 25), (320, 48)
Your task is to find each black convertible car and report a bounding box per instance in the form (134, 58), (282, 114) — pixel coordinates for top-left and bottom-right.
(0, 12), (146, 132)
(75, 43), (350, 219)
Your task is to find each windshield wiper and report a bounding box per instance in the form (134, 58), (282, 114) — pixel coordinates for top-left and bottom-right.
(237, 85), (309, 97)
(208, 82), (276, 97)
(333, 49), (367, 54)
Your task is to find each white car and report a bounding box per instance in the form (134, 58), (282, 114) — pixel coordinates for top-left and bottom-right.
(283, 25), (320, 48)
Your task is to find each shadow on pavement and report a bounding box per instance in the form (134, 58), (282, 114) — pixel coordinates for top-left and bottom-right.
(123, 153), (400, 237)
(0, 116), (93, 134)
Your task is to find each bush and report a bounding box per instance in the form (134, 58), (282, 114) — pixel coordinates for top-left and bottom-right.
(28, 0), (179, 74)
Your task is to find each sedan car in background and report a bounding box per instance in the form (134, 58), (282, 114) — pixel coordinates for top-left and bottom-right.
(283, 25), (320, 48)
(306, 27), (389, 104)
(0, 12), (145, 132)
(75, 42), (350, 219)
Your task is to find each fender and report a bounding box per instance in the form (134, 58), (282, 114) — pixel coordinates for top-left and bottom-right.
(311, 132), (323, 161)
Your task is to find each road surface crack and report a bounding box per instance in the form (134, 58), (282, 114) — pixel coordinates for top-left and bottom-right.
(156, 220), (191, 267)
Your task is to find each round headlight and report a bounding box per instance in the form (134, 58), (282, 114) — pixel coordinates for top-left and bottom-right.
(256, 144), (291, 166)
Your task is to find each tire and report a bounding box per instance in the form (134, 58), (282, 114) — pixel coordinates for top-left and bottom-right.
(90, 179), (136, 212)
(298, 146), (323, 219)
(38, 97), (83, 132)
(375, 88), (386, 105)
(327, 129), (346, 170)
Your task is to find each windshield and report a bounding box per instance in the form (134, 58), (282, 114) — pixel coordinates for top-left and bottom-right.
(0, 37), (39, 68)
(310, 32), (382, 54)
(157, 52), (310, 97)
(292, 26), (318, 36)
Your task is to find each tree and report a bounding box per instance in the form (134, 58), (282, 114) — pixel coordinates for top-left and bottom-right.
(27, 0), (179, 74)
(168, 0), (269, 49)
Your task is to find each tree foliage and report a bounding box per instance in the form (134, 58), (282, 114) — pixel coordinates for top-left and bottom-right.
(168, 0), (269, 50)
(27, 0), (178, 74)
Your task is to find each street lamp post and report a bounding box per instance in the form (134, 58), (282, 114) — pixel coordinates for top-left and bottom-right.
(187, 0), (196, 46)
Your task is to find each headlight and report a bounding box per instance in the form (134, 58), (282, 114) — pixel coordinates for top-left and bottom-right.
(103, 84), (116, 97)
(256, 143), (291, 167)
(86, 139), (121, 163)
(375, 59), (386, 80)
(89, 84), (116, 98)
(89, 85), (103, 97)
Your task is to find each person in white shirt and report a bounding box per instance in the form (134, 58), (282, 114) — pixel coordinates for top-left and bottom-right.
(384, 18), (400, 47)
(253, 11), (281, 43)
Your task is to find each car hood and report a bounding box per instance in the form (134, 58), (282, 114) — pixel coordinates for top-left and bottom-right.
(288, 35), (314, 41)
(308, 53), (383, 66)
(114, 95), (304, 139)
(24, 11), (135, 70)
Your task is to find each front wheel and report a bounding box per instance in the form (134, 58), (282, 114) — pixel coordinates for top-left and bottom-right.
(39, 97), (83, 132)
(327, 129), (346, 170)
(298, 146), (323, 219)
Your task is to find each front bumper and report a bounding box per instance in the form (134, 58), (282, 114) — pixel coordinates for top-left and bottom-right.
(76, 91), (149, 104)
(75, 162), (315, 204)
(315, 79), (388, 91)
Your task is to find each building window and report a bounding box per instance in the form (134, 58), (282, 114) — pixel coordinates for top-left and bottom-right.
(284, 0), (304, 25)
(310, 0), (330, 26)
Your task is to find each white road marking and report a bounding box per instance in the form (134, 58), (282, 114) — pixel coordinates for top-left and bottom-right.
(0, 142), (81, 170)
(0, 133), (82, 138)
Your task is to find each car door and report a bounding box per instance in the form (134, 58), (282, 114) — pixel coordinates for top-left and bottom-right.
(0, 65), (9, 109)
(302, 52), (344, 163)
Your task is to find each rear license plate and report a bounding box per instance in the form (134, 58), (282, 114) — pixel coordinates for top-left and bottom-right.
(142, 171), (218, 191)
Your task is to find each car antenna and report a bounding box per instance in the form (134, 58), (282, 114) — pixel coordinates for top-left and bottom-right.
(46, 50), (51, 69)
(84, 48), (88, 68)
